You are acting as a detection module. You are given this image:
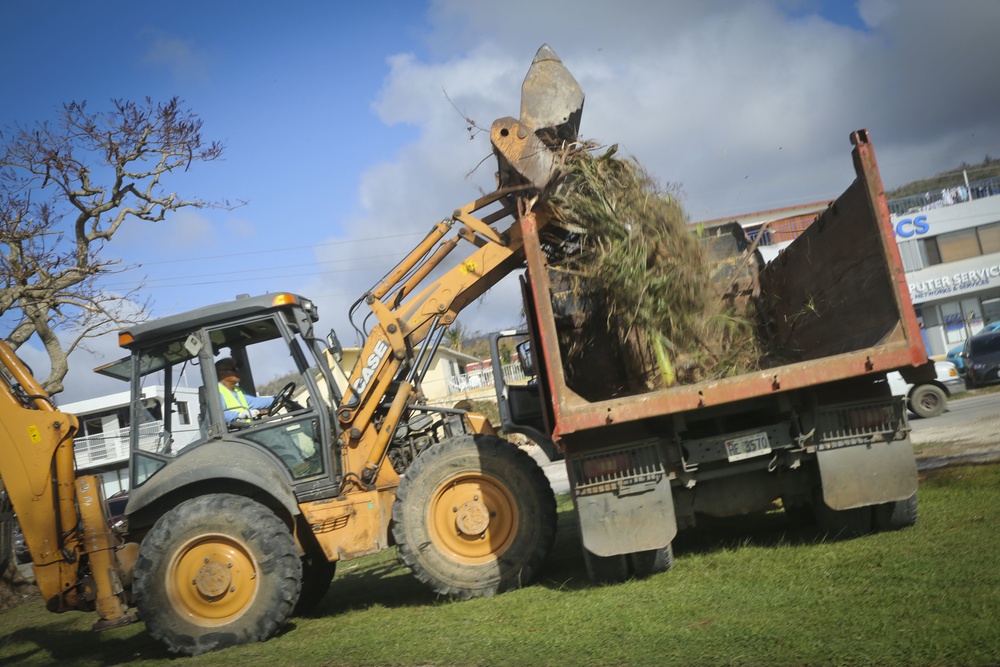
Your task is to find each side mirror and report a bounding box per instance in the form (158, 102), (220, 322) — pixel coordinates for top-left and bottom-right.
(326, 329), (343, 363)
(516, 340), (535, 376)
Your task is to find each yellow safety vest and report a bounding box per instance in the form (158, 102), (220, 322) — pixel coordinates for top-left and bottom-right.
(219, 384), (250, 412)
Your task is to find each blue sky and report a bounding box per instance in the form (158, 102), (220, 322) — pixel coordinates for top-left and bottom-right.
(3, 0), (1000, 402)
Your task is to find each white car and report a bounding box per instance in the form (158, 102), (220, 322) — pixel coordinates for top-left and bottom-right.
(887, 360), (966, 419)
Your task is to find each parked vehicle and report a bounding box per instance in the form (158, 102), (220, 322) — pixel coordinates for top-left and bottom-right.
(948, 321), (1000, 374)
(946, 344), (966, 373)
(961, 330), (1000, 387)
(887, 360), (965, 418)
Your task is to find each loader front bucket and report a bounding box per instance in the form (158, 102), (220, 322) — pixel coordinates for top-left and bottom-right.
(520, 44), (584, 146)
(491, 44), (585, 191)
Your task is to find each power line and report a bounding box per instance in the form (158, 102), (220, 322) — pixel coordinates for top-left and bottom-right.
(135, 230), (426, 266)
(101, 252), (406, 288)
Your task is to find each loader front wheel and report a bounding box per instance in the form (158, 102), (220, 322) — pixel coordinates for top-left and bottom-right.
(392, 435), (556, 599)
(133, 494), (301, 656)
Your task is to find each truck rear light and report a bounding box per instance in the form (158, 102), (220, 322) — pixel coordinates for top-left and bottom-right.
(582, 453), (632, 480)
(815, 398), (908, 449)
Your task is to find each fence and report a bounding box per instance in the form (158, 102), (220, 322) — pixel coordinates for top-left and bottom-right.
(74, 421), (161, 469)
(448, 361), (528, 395)
(887, 175), (1000, 217)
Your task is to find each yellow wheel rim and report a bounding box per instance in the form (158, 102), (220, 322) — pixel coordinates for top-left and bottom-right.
(166, 534), (259, 626)
(429, 473), (518, 563)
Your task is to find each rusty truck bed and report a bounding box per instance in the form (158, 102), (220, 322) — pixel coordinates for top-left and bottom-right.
(520, 130), (927, 441)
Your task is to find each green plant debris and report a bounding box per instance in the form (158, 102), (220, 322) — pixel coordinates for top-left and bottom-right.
(541, 144), (763, 399)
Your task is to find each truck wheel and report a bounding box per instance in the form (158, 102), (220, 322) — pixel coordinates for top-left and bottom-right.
(908, 385), (947, 418)
(814, 499), (872, 539)
(133, 494), (301, 656)
(630, 545), (675, 577)
(583, 545), (673, 583)
(873, 492), (917, 531)
(294, 554), (336, 613)
(582, 549), (629, 583)
(392, 434), (557, 599)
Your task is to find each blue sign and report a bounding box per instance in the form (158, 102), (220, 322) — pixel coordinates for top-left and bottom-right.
(895, 215), (929, 237)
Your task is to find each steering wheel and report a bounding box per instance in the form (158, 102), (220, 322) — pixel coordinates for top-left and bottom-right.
(269, 381), (297, 415)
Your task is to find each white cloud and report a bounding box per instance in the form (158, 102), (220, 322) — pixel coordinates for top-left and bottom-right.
(141, 33), (212, 84)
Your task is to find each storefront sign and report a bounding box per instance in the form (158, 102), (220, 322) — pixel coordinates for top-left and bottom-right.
(909, 263), (1000, 300)
(895, 215), (929, 237)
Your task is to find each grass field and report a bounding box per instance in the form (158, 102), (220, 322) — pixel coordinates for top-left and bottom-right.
(1, 464), (998, 667)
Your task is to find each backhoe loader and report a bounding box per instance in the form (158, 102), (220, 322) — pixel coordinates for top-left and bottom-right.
(0, 45), (584, 655)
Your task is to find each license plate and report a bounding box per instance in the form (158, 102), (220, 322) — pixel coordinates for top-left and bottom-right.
(725, 431), (771, 462)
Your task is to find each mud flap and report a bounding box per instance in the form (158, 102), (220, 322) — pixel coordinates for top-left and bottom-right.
(817, 438), (918, 510)
(576, 475), (677, 558)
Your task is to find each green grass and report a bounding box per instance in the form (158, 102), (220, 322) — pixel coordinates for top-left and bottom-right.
(3, 465), (999, 666)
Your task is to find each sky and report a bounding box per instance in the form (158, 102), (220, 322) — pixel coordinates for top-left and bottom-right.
(3, 0), (1000, 403)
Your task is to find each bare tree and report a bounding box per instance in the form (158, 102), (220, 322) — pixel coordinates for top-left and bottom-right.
(0, 97), (239, 395)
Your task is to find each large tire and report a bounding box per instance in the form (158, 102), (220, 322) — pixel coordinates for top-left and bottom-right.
(294, 554), (336, 613)
(909, 385), (947, 419)
(814, 498), (873, 539)
(873, 492), (918, 531)
(133, 494), (301, 656)
(630, 545), (675, 578)
(582, 549), (629, 584)
(392, 435), (556, 599)
(583, 545), (674, 584)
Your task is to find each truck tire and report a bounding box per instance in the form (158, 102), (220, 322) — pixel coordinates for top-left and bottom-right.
(294, 554), (336, 613)
(873, 492), (917, 531)
(392, 434), (556, 599)
(582, 549), (629, 583)
(908, 385), (947, 419)
(814, 500), (872, 539)
(583, 544), (674, 584)
(133, 494), (302, 656)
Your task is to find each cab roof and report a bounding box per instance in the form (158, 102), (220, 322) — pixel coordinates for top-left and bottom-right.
(117, 293), (314, 350)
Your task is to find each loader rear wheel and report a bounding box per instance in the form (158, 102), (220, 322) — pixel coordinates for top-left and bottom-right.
(392, 435), (556, 599)
(133, 494), (301, 656)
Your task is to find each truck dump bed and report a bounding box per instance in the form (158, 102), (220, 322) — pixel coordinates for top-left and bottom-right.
(520, 130), (927, 440)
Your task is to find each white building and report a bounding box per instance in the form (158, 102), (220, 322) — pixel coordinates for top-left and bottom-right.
(60, 385), (202, 498)
(892, 183), (1000, 357)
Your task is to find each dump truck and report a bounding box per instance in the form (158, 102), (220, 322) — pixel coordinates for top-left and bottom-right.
(485, 131), (927, 580)
(0, 44), (925, 655)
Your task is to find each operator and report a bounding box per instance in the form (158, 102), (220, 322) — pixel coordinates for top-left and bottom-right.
(215, 358), (274, 427)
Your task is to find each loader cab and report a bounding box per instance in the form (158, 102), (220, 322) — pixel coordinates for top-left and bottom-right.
(488, 330), (561, 462)
(97, 294), (342, 503)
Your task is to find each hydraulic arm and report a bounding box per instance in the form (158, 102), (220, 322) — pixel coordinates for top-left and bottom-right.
(335, 45), (585, 490)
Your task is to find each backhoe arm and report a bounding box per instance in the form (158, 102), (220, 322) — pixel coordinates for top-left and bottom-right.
(0, 341), (133, 627)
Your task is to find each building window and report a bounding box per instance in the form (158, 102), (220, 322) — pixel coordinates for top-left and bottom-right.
(176, 401), (191, 425)
(917, 219), (1000, 266)
(978, 221), (1000, 255)
(937, 228), (981, 263)
(920, 236), (942, 265)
